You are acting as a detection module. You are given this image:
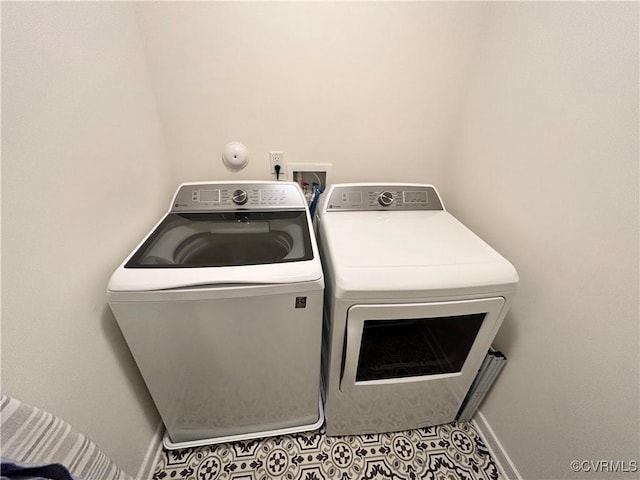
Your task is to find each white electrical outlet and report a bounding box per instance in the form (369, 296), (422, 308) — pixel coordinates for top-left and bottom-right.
(269, 151), (284, 175)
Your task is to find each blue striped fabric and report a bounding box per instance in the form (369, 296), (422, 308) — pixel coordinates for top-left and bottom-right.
(0, 395), (133, 480)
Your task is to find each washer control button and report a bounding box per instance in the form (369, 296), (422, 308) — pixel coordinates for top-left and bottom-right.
(232, 189), (248, 205)
(377, 191), (393, 206)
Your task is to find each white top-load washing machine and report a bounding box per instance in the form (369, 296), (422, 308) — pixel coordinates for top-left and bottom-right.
(315, 183), (518, 436)
(108, 181), (324, 449)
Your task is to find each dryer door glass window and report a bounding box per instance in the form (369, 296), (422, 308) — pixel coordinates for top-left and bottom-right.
(125, 211), (313, 268)
(355, 314), (485, 381)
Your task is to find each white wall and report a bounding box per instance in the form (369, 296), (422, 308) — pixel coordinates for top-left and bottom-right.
(1, 3), (171, 475)
(445, 3), (639, 479)
(133, 2), (486, 186)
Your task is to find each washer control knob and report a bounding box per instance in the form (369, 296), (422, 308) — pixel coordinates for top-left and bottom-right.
(232, 189), (248, 205)
(377, 191), (393, 207)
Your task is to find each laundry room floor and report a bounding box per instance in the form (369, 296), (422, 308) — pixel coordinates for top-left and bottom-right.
(151, 422), (501, 480)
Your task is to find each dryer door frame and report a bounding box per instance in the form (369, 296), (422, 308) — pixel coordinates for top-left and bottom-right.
(340, 297), (506, 393)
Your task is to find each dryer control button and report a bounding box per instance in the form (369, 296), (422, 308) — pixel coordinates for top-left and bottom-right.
(377, 191), (393, 206)
(232, 189), (248, 205)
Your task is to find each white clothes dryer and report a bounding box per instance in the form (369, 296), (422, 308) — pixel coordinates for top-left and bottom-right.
(108, 181), (324, 449)
(315, 183), (518, 436)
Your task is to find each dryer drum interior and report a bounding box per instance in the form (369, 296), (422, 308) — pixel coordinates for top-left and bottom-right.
(355, 313), (486, 381)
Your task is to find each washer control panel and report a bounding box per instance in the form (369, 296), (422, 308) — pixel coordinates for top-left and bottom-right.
(325, 184), (443, 211)
(171, 182), (306, 211)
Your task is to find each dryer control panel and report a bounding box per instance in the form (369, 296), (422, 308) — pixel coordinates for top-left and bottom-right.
(324, 184), (444, 211)
(171, 182), (307, 212)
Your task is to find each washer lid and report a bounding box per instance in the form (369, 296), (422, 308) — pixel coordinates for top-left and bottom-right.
(126, 211), (313, 268)
(109, 210), (323, 292)
(319, 210), (518, 298)
(108, 259), (323, 292)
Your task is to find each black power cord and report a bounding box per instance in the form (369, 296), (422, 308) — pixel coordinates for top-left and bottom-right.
(274, 164), (281, 181)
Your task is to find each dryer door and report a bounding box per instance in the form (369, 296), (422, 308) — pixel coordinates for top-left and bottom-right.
(340, 297), (506, 393)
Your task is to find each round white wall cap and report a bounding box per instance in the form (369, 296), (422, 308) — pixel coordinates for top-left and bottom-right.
(222, 142), (249, 171)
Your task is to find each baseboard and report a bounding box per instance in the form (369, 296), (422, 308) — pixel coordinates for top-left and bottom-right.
(472, 411), (522, 480)
(136, 421), (164, 480)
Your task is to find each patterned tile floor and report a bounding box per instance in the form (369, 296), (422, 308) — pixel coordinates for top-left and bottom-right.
(152, 422), (501, 480)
